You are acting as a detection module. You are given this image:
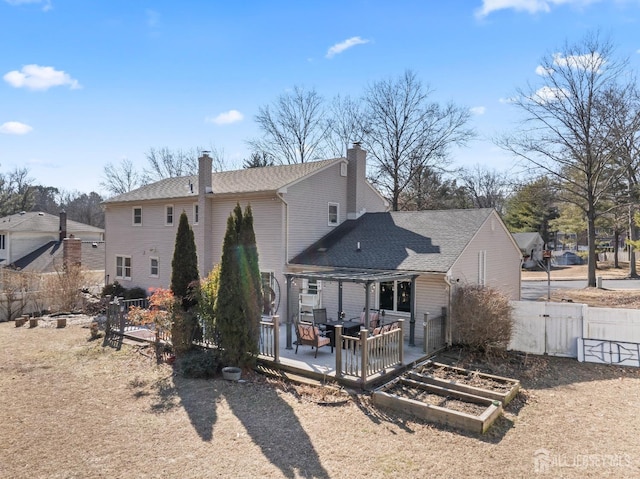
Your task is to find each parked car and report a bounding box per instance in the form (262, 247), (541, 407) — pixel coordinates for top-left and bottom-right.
(555, 251), (584, 265)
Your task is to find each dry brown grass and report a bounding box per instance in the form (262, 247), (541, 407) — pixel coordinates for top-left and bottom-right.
(1, 321), (640, 478)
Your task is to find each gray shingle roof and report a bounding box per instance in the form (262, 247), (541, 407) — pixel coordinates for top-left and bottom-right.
(103, 158), (342, 204)
(11, 241), (105, 273)
(290, 209), (495, 273)
(0, 211), (104, 234)
(512, 232), (542, 250)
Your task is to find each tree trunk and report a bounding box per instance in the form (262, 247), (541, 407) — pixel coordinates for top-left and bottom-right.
(613, 230), (620, 269)
(587, 212), (597, 287)
(630, 221), (638, 278)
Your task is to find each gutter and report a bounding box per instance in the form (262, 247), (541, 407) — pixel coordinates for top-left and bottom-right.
(444, 274), (453, 345)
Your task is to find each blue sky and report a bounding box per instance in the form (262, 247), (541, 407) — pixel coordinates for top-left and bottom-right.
(2, 0), (640, 196)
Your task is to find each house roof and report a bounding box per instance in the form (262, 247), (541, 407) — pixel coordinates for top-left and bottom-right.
(11, 240), (106, 273)
(289, 208), (496, 274)
(512, 232), (543, 251)
(0, 211), (104, 235)
(102, 158), (343, 204)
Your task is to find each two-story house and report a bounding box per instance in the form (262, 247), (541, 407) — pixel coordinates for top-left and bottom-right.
(103, 144), (522, 346)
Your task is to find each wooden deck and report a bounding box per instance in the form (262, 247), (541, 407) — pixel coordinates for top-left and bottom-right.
(258, 322), (431, 389)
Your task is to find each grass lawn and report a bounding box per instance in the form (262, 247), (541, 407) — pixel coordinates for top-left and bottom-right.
(1, 319), (640, 478)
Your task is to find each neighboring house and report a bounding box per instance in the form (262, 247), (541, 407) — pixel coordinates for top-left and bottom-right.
(0, 211), (105, 273)
(102, 144), (388, 302)
(512, 232), (545, 268)
(288, 208), (522, 343)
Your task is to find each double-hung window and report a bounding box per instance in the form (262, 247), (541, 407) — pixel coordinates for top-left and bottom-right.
(193, 203), (199, 225)
(379, 280), (412, 313)
(150, 257), (159, 277)
(132, 207), (142, 226)
(116, 255), (132, 280)
(165, 205), (174, 226)
(328, 202), (339, 226)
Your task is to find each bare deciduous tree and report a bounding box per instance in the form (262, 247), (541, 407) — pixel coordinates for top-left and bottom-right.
(498, 32), (629, 286)
(362, 70), (475, 211)
(248, 86), (330, 164)
(459, 165), (512, 213)
(325, 94), (366, 158)
(100, 158), (142, 196)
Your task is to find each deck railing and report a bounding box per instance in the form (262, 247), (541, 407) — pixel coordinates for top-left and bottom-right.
(259, 315), (280, 362)
(334, 319), (405, 387)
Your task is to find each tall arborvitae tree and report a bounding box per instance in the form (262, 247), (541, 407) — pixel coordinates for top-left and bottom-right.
(171, 211), (199, 310)
(240, 204), (262, 345)
(215, 203), (261, 367)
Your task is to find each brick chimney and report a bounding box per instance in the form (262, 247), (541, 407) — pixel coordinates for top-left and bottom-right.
(198, 152), (213, 277)
(346, 142), (367, 220)
(59, 210), (67, 241)
(63, 234), (82, 270)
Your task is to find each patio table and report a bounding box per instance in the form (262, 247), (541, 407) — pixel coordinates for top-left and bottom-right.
(316, 320), (362, 348)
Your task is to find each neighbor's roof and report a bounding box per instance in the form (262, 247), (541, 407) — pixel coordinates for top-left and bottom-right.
(290, 208), (496, 274)
(102, 158), (343, 204)
(10, 240), (106, 273)
(0, 211), (104, 234)
(512, 232), (543, 250)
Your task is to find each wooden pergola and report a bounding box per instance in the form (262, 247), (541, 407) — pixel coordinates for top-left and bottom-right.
(284, 268), (420, 350)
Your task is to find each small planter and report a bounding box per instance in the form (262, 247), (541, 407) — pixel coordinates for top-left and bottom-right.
(29, 318), (38, 328)
(56, 318), (67, 328)
(222, 366), (242, 381)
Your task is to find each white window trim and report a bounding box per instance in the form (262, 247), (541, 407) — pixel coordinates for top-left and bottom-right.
(132, 206), (142, 226)
(150, 256), (159, 278)
(193, 203), (199, 225)
(328, 202), (339, 226)
(115, 255), (132, 280)
(165, 205), (174, 226)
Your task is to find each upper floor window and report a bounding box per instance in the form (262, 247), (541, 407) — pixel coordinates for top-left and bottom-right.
(132, 207), (142, 226)
(165, 205), (174, 226)
(328, 202), (339, 226)
(379, 280), (412, 313)
(150, 257), (159, 277)
(0, 234), (5, 250)
(116, 255), (132, 280)
(193, 203), (199, 225)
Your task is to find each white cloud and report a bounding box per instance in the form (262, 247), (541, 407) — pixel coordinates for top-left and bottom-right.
(3, 64), (81, 91)
(0, 121), (33, 135)
(470, 106), (486, 115)
(535, 65), (554, 76)
(533, 85), (568, 102)
(499, 97), (516, 104)
(552, 52), (604, 72)
(326, 36), (369, 59)
(5, 0), (52, 11)
(475, 0), (599, 18)
(206, 109), (244, 125)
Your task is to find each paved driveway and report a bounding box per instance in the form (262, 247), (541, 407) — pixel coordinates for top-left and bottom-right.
(521, 278), (640, 301)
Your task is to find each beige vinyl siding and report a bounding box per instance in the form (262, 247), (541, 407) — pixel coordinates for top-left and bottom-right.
(450, 212), (521, 300)
(359, 183), (389, 215)
(285, 162), (349, 258)
(105, 200), (194, 291)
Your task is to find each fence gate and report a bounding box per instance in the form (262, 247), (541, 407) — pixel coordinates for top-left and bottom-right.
(423, 311), (446, 356)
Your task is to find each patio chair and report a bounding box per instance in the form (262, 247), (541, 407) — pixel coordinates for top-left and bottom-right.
(355, 308), (380, 331)
(295, 320), (333, 358)
(313, 308), (333, 331)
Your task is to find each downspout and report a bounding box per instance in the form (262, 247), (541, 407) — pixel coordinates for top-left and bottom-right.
(277, 191), (292, 349)
(444, 274), (453, 345)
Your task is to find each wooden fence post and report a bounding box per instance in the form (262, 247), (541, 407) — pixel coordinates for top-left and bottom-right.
(423, 313), (429, 354)
(335, 325), (343, 378)
(272, 315), (280, 363)
(360, 328), (369, 387)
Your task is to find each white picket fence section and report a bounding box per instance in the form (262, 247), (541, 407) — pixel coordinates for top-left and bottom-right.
(509, 301), (640, 367)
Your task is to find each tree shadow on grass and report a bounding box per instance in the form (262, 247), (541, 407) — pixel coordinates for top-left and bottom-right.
(223, 380), (330, 479)
(164, 374), (329, 478)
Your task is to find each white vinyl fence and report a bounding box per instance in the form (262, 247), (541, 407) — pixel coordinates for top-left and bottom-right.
(509, 301), (640, 367)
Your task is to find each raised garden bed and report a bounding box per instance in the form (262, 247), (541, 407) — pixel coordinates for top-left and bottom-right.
(412, 360), (520, 405)
(373, 377), (503, 434)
